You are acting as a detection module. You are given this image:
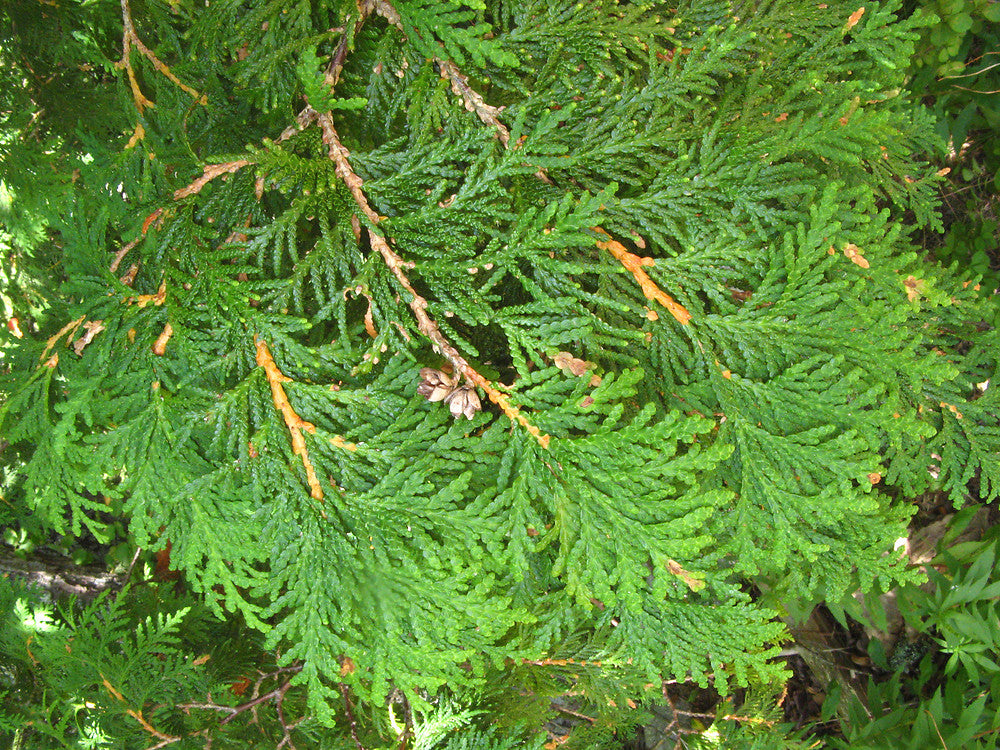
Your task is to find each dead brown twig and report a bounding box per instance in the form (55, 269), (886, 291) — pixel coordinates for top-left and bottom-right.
(110, 237), (142, 274)
(323, 2), (384, 91)
(437, 59), (510, 146)
(39, 316), (85, 363)
(339, 682), (366, 750)
(369, 1), (512, 149)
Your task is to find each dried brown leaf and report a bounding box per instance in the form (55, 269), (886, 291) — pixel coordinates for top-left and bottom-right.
(845, 7), (865, 31)
(904, 275), (924, 301)
(843, 243), (870, 269)
(553, 351), (592, 377)
(667, 559), (706, 592)
(73, 320), (106, 355)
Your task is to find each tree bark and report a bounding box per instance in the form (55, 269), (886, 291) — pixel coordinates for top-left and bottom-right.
(0, 547), (123, 602)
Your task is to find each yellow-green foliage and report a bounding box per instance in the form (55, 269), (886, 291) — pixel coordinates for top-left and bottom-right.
(1, 0), (998, 745)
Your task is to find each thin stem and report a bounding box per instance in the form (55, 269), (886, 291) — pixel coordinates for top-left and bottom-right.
(220, 680), (293, 726)
(173, 160), (253, 201)
(339, 683), (365, 750)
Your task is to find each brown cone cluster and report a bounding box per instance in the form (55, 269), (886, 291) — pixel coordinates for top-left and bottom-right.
(417, 367), (482, 420)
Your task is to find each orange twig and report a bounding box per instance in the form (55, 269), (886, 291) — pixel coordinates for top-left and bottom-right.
(125, 122), (145, 149)
(152, 322), (173, 356)
(101, 674), (181, 745)
(40, 315), (85, 363)
(522, 657), (603, 667)
(25, 635), (38, 665)
(255, 336), (326, 509)
(592, 227), (691, 325)
(331, 435), (358, 452)
(465, 371), (550, 449)
(141, 207), (166, 235)
(118, 0), (205, 113)
(124, 279), (167, 308)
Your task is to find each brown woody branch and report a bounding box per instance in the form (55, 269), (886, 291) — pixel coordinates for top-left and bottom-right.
(220, 681), (291, 726)
(110, 237), (142, 274)
(113, 216), (155, 286)
(173, 160), (253, 201)
(276, 105), (324, 144)
(369, 1), (512, 148)
(179, 665), (305, 748)
(339, 682), (366, 750)
(437, 60), (510, 146)
(316, 110), (551, 447)
(323, 1), (383, 91)
(313, 13), (550, 443)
